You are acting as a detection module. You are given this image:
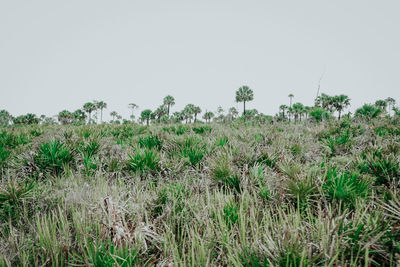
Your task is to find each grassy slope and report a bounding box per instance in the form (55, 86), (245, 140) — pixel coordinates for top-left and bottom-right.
(0, 119), (400, 266)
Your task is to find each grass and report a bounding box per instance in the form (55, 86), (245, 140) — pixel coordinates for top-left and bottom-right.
(1, 118), (400, 266)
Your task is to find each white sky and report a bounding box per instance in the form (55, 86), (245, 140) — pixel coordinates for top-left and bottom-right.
(1, 0), (399, 120)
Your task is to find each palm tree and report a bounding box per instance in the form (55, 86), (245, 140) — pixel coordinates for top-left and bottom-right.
(154, 105), (168, 122)
(235, 86), (254, 116)
(288, 94), (294, 108)
(183, 104), (195, 123)
(193, 106), (202, 122)
(73, 109), (87, 123)
(287, 107), (293, 122)
(140, 109), (152, 126)
(83, 102), (96, 124)
(58, 110), (74, 125)
(375, 100), (387, 112)
(172, 111), (184, 123)
(332, 94), (350, 120)
(203, 111), (214, 123)
(279, 105), (288, 119)
(163, 95), (175, 115)
(228, 107), (239, 119)
(110, 111), (118, 122)
(355, 104), (382, 121)
(96, 101), (107, 123)
(292, 103), (304, 122)
(385, 97), (396, 116)
(128, 103), (138, 121)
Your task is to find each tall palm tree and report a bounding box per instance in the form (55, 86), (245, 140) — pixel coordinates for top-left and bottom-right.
(154, 105), (168, 122)
(193, 106), (202, 122)
(183, 104), (195, 123)
(292, 102), (304, 122)
(110, 111), (118, 122)
(140, 109), (152, 126)
(83, 102), (96, 124)
(332, 94), (350, 120)
(385, 97), (396, 116)
(163, 95), (175, 115)
(288, 94), (294, 108)
(235, 86), (254, 116)
(279, 105), (288, 119)
(96, 101), (107, 123)
(128, 103), (138, 121)
(203, 111), (214, 123)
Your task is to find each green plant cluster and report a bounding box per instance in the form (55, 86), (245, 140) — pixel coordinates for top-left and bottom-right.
(1, 118), (400, 266)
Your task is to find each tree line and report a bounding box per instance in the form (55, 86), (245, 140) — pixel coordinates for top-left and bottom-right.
(0, 86), (399, 126)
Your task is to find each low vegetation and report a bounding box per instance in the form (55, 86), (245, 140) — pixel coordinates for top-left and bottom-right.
(1, 114), (400, 266)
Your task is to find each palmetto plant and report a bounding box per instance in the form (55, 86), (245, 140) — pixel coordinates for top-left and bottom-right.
(323, 168), (370, 207)
(235, 85), (254, 116)
(0, 179), (35, 222)
(34, 140), (74, 175)
(126, 149), (160, 174)
(163, 95), (175, 115)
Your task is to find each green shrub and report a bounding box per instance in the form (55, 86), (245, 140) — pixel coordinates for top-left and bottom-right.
(0, 144), (11, 168)
(287, 176), (317, 210)
(0, 179), (35, 222)
(192, 126), (212, 135)
(223, 201), (238, 228)
(323, 168), (370, 206)
(85, 243), (140, 267)
(182, 147), (204, 167)
(358, 149), (400, 185)
(212, 158), (241, 193)
(34, 140), (74, 175)
(126, 149), (160, 174)
(216, 136), (229, 147)
(138, 135), (162, 150)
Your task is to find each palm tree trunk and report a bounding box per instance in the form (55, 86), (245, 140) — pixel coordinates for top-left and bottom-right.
(338, 110), (341, 120)
(243, 101), (246, 115)
(146, 118), (149, 126)
(168, 105), (170, 116)
(100, 109), (103, 124)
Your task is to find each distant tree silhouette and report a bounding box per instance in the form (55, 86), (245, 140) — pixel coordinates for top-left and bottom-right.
(235, 86), (254, 116)
(163, 95), (175, 115)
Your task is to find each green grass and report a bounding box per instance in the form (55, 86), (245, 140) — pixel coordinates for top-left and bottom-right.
(1, 119), (400, 266)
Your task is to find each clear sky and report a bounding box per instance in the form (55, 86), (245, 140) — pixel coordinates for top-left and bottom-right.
(1, 0), (399, 121)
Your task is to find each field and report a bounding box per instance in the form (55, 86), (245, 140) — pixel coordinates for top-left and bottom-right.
(1, 118), (400, 266)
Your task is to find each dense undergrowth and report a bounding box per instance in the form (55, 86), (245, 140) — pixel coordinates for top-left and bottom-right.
(1, 118), (400, 266)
